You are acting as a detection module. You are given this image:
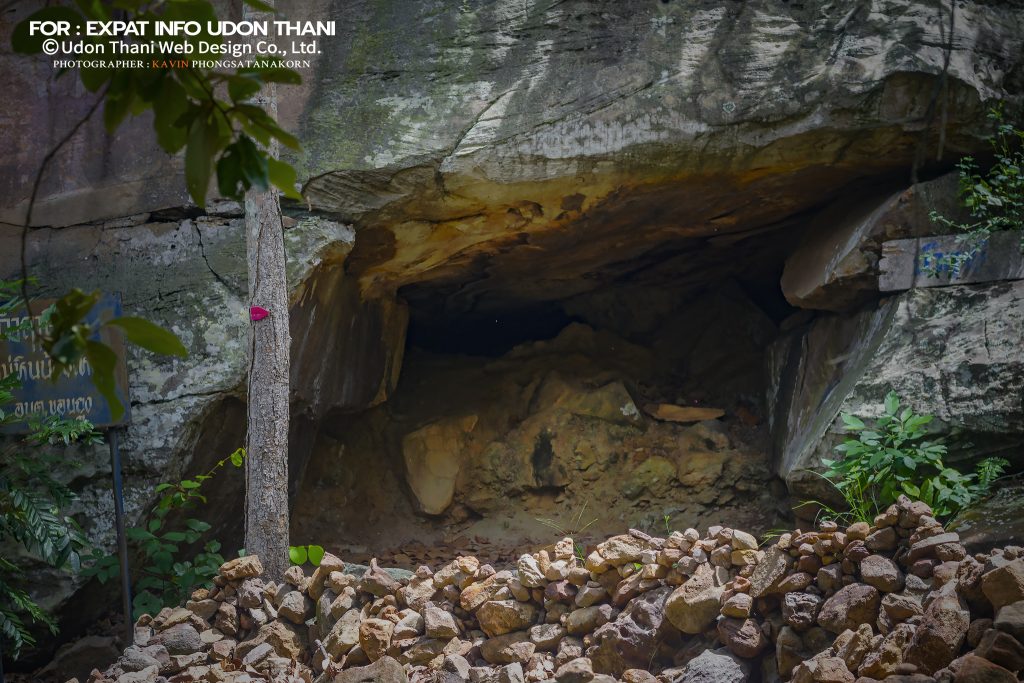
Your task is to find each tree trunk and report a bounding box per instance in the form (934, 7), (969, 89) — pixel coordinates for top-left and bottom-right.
(243, 0), (290, 580)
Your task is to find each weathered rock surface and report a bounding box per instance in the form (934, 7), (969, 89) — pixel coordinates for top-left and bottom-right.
(5, 0), (1024, 672)
(770, 281), (1024, 501)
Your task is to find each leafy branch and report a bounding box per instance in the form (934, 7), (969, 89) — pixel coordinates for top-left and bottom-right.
(83, 447), (247, 619)
(922, 105), (1024, 277)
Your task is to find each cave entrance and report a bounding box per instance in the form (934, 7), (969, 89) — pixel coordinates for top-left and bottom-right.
(291, 225), (803, 568)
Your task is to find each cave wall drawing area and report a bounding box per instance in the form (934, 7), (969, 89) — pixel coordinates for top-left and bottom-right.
(2, 0), (1024, 681)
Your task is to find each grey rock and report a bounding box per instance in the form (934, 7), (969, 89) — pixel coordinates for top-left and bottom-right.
(672, 648), (750, 683)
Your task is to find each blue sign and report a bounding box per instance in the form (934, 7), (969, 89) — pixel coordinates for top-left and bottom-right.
(0, 293), (131, 431)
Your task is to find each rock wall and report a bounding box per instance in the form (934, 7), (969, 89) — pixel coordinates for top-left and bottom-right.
(770, 281), (1024, 502)
(2, 0), (1024, 668)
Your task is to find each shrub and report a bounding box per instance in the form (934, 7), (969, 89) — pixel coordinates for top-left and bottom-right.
(814, 391), (1009, 523)
(83, 448), (245, 619)
(923, 105), (1024, 276)
(0, 284), (101, 659)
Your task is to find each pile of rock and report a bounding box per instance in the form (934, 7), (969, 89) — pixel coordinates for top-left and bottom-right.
(78, 496), (1023, 683)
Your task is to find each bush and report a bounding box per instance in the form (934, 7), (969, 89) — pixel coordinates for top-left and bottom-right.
(0, 284), (101, 659)
(923, 105), (1024, 276)
(83, 448), (245, 619)
(813, 391), (1008, 523)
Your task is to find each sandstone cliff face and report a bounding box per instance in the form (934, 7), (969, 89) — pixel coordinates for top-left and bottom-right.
(1, 0), (1024, 665)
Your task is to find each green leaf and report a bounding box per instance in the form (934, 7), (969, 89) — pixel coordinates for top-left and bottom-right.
(185, 112), (216, 207)
(289, 546), (307, 565)
(227, 74), (262, 103)
(84, 340), (123, 420)
(12, 7), (84, 54)
(268, 157), (302, 200)
(216, 141), (246, 198)
(106, 316), (188, 357)
(179, 480), (200, 489)
(186, 519), (211, 532)
(235, 135), (269, 191)
(840, 413), (865, 430)
(153, 78), (190, 153)
(229, 448), (245, 467)
(884, 392), (899, 416)
(307, 545), (325, 567)
(126, 527), (157, 542)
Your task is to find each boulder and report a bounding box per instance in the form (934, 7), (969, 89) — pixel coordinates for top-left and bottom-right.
(770, 282), (1024, 501)
(423, 602), (461, 639)
(588, 586), (670, 676)
(717, 617), (769, 658)
(982, 559), (1024, 611)
(665, 564), (724, 634)
(994, 601), (1024, 641)
(859, 555), (904, 593)
(953, 654), (1018, 683)
(358, 618), (395, 662)
(480, 632), (536, 665)
(903, 592), (970, 674)
(781, 173), (963, 312)
(477, 600), (536, 638)
(402, 416), (477, 515)
(675, 648), (750, 683)
(817, 584), (881, 634)
(331, 655), (409, 683)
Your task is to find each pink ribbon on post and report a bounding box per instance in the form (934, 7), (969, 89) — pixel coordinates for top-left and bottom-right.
(249, 306), (270, 321)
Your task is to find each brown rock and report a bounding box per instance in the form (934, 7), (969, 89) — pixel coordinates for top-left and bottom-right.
(903, 592), (969, 674)
(953, 654), (1017, 683)
(480, 632), (536, 664)
(646, 404), (724, 423)
(784, 592), (824, 631)
(566, 604), (615, 635)
(359, 618), (395, 662)
(993, 600), (1024, 641)
(236, 620), (305, 660)
(860, 555), (904, 593)
(857, 622), (914, 679)
(219, 556), (264, 581)
(717, 617), (769, 658)
(360, 559), (402, 597)
(423, 602), (461, 639)
(664, 563), (724, 634)
(749, 546), (791, 597)
(982, 559), (1024, 611)
(865, 527), (898, 552)
(792, 654), (855, 683)
(906, 533), (960, 562)
(721, 593), (753, 618)
(818, 584), (881, 634)
(477, 600), (536, 638)
(974, 628), (1024, 672)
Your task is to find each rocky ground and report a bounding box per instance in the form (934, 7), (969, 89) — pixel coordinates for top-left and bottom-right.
(58, 495), (1023, 683)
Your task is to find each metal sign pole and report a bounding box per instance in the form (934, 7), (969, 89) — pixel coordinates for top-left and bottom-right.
(108, 427), (133, 646)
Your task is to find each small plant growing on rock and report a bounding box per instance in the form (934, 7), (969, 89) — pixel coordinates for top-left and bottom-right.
(83, 447), (246, 619)
(812, 391), (1009, 523)
(288, 544), (326, 566)
(923, 105), (1024, 277)
(536, 500), (597, 563)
